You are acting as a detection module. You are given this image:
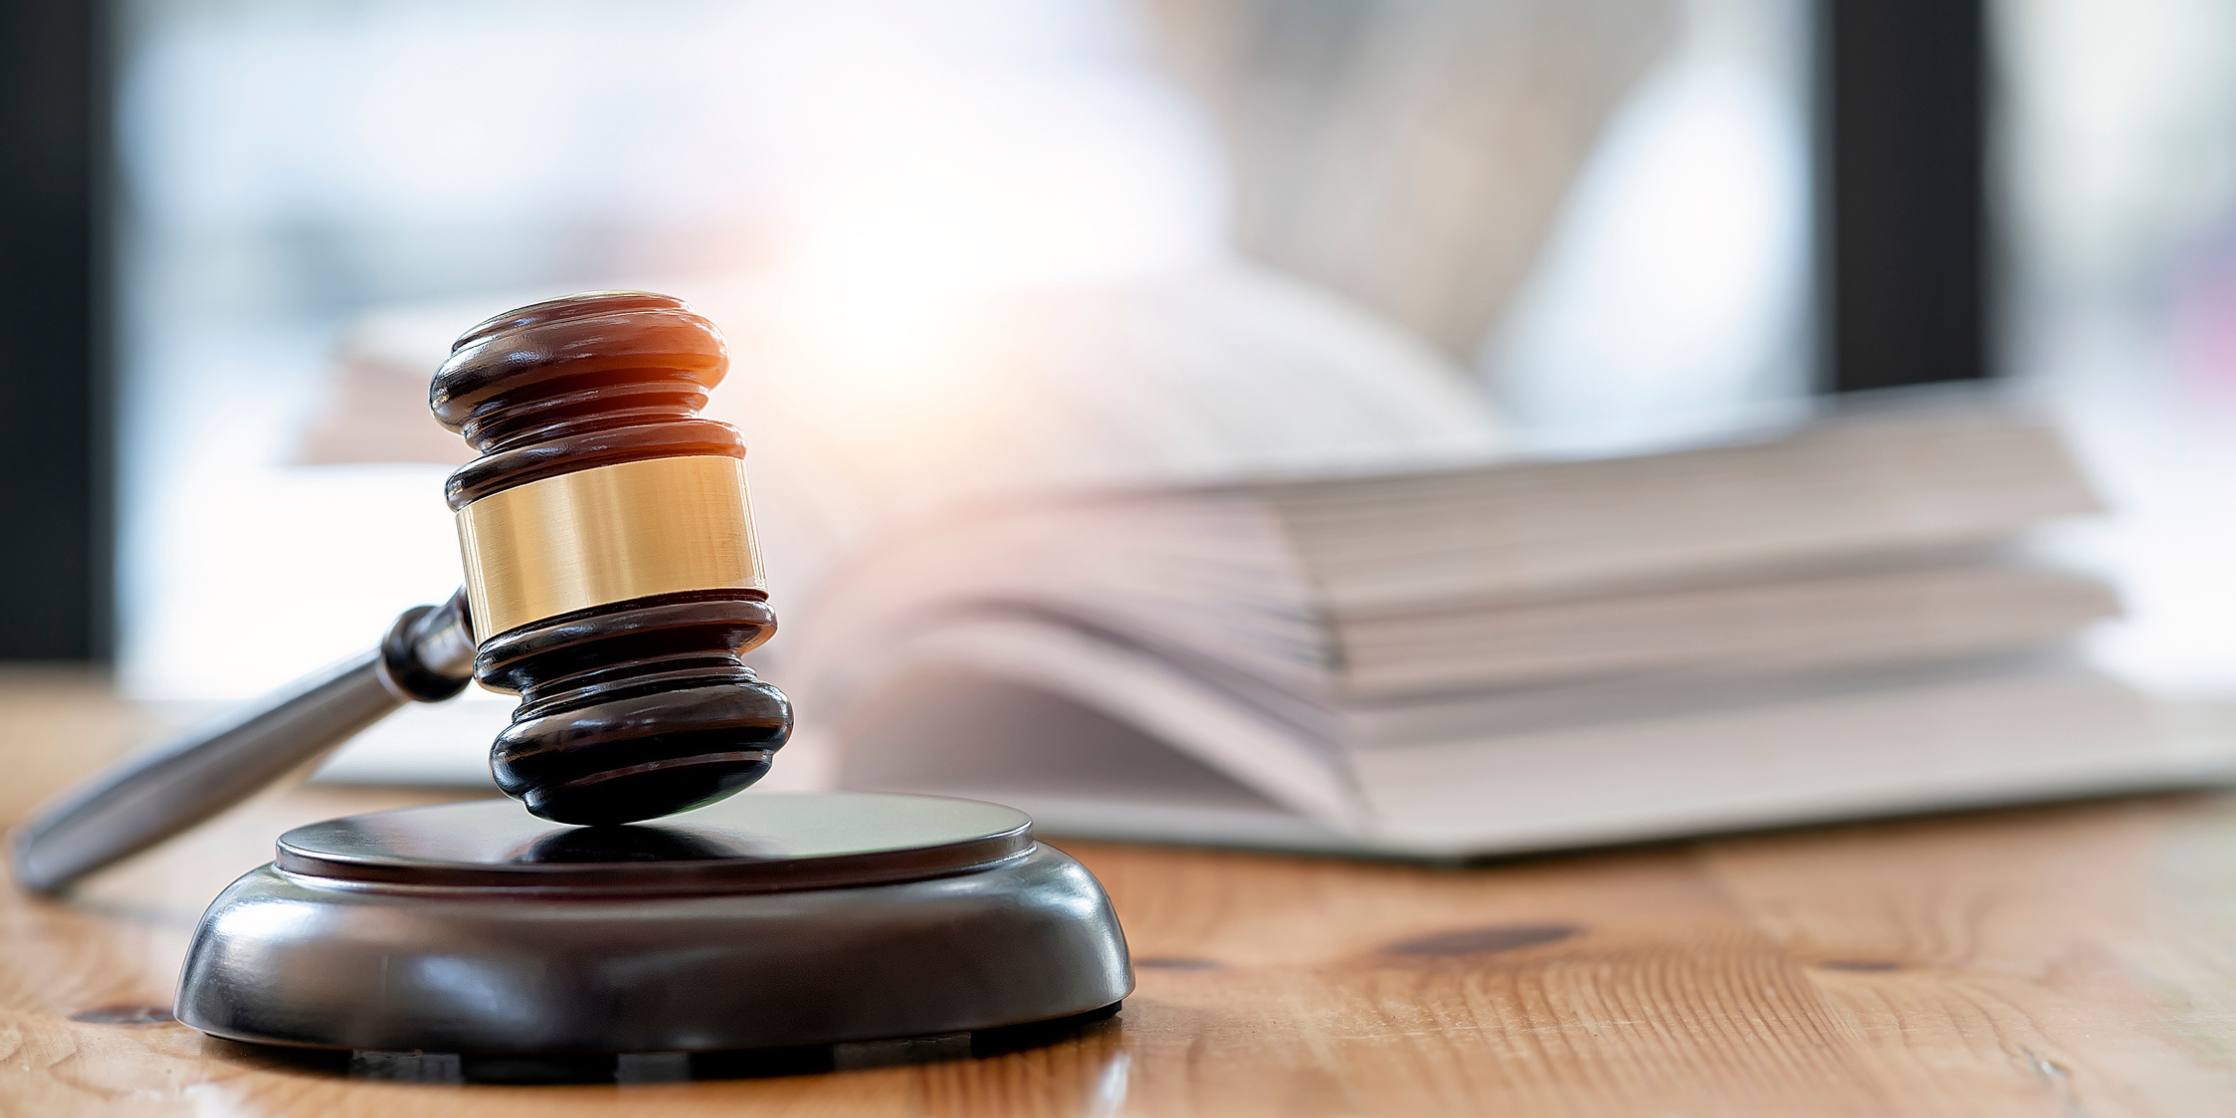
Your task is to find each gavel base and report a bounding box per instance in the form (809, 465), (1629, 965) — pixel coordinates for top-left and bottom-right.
(174, 792), (1133, 1058)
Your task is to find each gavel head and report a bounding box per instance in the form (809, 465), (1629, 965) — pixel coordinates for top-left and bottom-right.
(431, 291), (792, 825)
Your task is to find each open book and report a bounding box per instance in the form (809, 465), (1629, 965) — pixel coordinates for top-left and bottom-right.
(297, 270), (2232, 857)
(791, 407), (2231, 855)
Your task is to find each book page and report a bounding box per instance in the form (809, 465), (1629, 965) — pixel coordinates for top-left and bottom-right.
(1351, 667), (2230, 855)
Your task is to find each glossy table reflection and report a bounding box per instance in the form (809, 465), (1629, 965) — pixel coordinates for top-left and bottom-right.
(6, 671), (2236, 1116)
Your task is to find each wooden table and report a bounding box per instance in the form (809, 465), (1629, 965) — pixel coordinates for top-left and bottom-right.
(4, 672), (2235, 1116)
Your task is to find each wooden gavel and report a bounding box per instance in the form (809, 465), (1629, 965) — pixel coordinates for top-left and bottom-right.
(13, 292), (794, 893)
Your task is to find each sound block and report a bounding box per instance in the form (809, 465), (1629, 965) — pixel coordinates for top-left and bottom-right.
(176, 792), (1132, 1056)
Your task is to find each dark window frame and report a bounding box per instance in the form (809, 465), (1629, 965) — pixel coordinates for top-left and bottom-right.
(0, 0), (112, 661)
(1813, 0), (1991, 392)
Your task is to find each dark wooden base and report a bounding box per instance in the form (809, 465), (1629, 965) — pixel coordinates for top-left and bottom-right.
(175, 793), (1134, 1057)
(208, 1000), (1126, 1084)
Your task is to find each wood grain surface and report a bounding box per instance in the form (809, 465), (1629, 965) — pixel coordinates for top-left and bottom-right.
(3, 671), (2235, 1116)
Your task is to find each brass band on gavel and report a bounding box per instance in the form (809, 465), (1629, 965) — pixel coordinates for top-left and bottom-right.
(455, 454), (766, 640)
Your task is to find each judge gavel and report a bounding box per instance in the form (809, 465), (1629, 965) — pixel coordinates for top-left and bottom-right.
(13, 292), (793, 893)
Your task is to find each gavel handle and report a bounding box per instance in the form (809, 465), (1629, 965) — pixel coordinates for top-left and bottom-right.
(9, 593), (476, 896)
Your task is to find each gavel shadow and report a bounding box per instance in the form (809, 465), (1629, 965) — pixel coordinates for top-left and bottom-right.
(206, 1005), (1124, 1086)
(505, 821), (770, 865)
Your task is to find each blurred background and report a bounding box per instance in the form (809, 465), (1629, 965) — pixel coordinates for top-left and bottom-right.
(2, 1), (2233, 808)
